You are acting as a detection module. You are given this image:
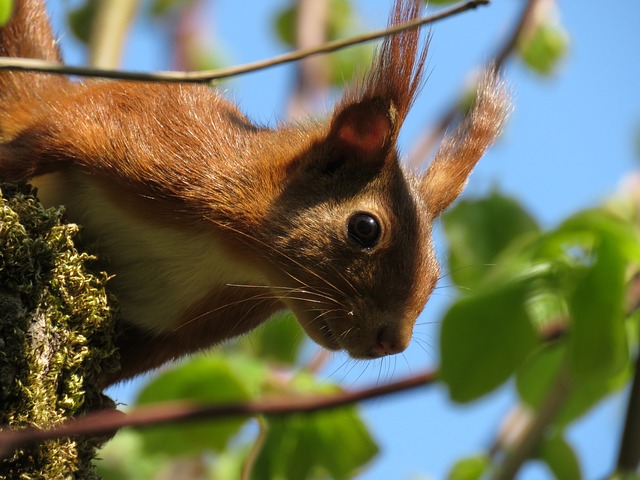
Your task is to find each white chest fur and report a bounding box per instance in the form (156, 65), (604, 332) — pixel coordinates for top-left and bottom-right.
(33, 172), (267, 333)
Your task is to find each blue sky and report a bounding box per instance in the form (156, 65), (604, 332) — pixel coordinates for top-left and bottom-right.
(48, 0), (640, 478)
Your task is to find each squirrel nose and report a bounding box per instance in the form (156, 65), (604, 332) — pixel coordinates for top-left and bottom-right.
(370, 328), (405, 357)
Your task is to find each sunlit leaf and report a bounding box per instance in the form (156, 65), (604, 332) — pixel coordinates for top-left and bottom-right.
(516, 344), (564, 411)
(134, 356), (255, 455)
(328, 43), (374, 86)
(519, 21), (569, 75)
(551, 209), (640, 263)
(274, 0), (353, 47)
(0, 0), (13, 26)
(95, 429), (169, 480)
(447, 455), (489, 480)
(440, 280), (538, 403)
(516, 343), (630, 425)
(536, 433), (581, 480)
(150, 0), (195, 17)
(442, 192), (540, 290)
(568, 238), (628, 383)
(242, 312), (305, 366)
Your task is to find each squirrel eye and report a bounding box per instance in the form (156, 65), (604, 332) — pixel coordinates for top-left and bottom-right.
(347, 213), (380, 248)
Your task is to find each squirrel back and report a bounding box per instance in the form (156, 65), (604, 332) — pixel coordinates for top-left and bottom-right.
(0, 0), (510, 386)
(0, 0), (69, 138)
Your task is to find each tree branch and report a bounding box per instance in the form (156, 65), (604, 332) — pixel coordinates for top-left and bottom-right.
(0, 0), (489, 83)
(616, 351), (640, 473)
(0, 370), (437, 458)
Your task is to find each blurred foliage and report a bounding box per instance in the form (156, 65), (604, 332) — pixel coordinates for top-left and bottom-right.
(274, 0), (373, 86)
(0, 0), (12, 26)
(68, 0), (98, 44)
(447, 455), (490, 480)
(519, 20), (569, 75)
(95, 315), (378, 480)
(440, 188), (638, 477)
(518, 1), (569, 76)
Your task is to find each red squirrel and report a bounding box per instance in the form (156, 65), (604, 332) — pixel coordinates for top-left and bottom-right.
(0, 0), (509, 386)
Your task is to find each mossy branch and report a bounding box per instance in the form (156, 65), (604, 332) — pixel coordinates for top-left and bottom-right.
(0, 183), (119, 479)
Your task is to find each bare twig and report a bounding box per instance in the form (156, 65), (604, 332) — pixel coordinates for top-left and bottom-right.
(0, 0), (489, 83)
(0, 370), (437, 458)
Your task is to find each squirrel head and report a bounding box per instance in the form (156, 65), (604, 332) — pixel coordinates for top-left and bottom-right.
(253, 0), (510, 358)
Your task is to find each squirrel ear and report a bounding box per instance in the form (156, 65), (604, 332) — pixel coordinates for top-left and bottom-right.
(329, 100), (395, 158)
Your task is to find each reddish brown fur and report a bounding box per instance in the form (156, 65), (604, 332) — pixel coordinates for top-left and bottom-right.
(0, 0), (509, 386)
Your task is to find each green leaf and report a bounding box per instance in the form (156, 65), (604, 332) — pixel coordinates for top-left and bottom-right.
(519, 21), (569, 75)
(242, 312), (305, 365)
(134, 356), (255, 455)
(274, 0), (353, 47)
(552, 209), (640, 263)
(516, 343), (630, 425)
(274, 5), (296, 46)
(95, 429), (169, 480)
(568, 238), (628, 383)
(610, 473), (640, 480)
(67, 0), (97, 44)
(440, 279), (538, 403)
(0, 0), (13, 26)
(447, 455), (490, 480)
(150, 0), (195, 17)
(442, 192), (540, 290)
(328, 43), (374, 86)
(516, 344), (564, 411)
(254, 409), (378, 480)
(536, 433), (581, 480)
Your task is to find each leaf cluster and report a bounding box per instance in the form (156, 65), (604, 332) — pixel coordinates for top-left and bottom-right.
(440, 191), (638, 478)
(95, 314), (378, 480)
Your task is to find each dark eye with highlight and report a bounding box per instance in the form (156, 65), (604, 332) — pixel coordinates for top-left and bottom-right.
(347, 213), (380, 248)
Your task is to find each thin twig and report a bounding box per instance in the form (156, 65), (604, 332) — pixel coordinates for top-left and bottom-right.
(0, 0), (489, 83)
(0, 370), (437, 458)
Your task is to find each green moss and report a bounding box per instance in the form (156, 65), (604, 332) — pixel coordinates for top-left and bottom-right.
(0, 183), (119, 479)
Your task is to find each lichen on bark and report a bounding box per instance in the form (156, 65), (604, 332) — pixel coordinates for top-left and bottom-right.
(0, 183), (119, 479)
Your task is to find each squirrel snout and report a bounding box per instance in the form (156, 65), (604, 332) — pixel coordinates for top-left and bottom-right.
(369, 327), (410, 357)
